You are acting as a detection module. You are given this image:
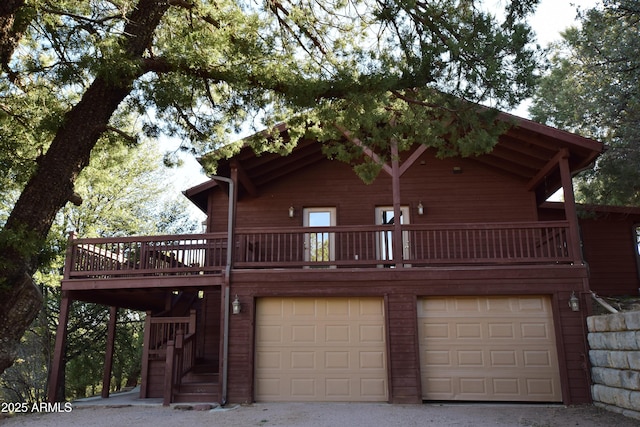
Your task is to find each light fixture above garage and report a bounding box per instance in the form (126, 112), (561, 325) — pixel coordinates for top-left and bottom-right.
(232, 295), (241, 315)
(568, 291), (580, 312)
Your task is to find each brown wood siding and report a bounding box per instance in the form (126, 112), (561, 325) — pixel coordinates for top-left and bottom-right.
(386, 294), (421, 403)
(554, 288), (592, 404)
(202, 290), (221, 365)
(581, 217), (640, 296)
(224, 265), (591, 405)
(226, 287), (255, 404)
(208, 150), (537, 232)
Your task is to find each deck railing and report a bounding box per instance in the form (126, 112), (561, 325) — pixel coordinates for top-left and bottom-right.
(67, 233), (228, 279)
(65, 221), (573, 279)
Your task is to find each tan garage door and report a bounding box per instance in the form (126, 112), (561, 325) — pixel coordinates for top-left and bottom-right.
(418, 296), (561, 402)
(255, 297), (388, 402)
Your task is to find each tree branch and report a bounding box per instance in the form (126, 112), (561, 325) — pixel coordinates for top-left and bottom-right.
(104, 125), (138, 144)
(266, 0), (327, 55)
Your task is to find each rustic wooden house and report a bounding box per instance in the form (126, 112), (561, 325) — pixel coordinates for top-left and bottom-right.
(47, 110), (640, 406)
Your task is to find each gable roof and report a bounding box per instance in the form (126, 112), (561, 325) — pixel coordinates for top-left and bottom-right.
(184, 112), (604, 212)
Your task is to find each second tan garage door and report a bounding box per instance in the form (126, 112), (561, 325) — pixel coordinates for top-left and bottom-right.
(418, 296), (561, 402)
(255, 297), (388, 402)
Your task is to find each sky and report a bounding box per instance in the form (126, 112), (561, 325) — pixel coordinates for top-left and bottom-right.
(170, 0), (602, 205)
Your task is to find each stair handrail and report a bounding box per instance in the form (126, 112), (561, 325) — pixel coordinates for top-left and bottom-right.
(163, 328), (197, 405)
(173, 331), (197, 393)
(144, 309), (197, 402)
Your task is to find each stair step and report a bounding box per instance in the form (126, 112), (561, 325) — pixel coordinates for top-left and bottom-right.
(182, 372), (219, 383)
(178, 382), (217, 394)
(172, 392), (219, 403)
(191, 363), (218, 374)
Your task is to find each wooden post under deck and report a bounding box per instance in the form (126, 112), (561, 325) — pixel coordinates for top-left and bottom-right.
(101, 306), (118, 398)
(47, 291), (72, 402)
(140, 311), (152, 398)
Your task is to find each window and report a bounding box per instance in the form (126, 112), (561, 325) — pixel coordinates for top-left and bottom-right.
(375, 206), (410, 264)
(303, 207), (336, 265)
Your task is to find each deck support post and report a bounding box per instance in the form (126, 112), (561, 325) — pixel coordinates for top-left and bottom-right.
(47, 291), (72, 402)
(101, 306), (118, 398)
(558, 151), (583, 264)
(140, 311), (152, 398)
(391, 140), (403, 268)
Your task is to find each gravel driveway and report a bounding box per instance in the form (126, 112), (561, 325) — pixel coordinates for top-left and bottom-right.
(2, 400), (639, 427)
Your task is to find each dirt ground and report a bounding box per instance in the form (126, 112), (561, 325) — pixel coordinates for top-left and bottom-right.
(2, 401), (639, 427)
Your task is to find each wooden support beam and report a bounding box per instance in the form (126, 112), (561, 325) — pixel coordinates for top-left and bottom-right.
(47, 292), (72, 403)
(558, 152), (583, 264)
(526, 149), (568, 191)
(399, 144), (428, 177)
(101, 306), (118, 398)
(335, 124), (393, 176)
(140, 311), (152, 398)
(231, 159), (258, 197)
(391, 140), (403, 268)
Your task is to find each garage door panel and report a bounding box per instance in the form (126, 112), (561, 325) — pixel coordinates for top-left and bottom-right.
(360, 378), (387, 397)
(256, 351), (282, 369)
(523, 350), (553, 366)
(292, 299), (317, 317)
(325, 325), (350, 342)
(521, 322), (551, 338)
(255, 297), (388, 402)
(325, 351), (349, 369)
(359, 324), (385, 342)
(490, 350), (517, 366)
(419, 296), (561, 402)
(493, 378), (519, 395)
(291, 351), (316, 369)
(292, 325), (316, 343)
(488, 323), (515, 338)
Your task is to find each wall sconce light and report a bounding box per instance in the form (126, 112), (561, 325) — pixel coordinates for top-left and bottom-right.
(232, 294), (241, 315)
(568, 291), (580, 312)
(288, 206), (295, 218)
(417, 202), (424, 216)
(453, 166), (463, 174)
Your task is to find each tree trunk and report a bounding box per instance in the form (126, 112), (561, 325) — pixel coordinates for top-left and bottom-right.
(0, 274), (42, 375)
(0, 0), (169, 378)
(0, 0), (27, 73)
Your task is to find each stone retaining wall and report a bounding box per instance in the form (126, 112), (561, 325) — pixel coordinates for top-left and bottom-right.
(587, 311), (640, 421)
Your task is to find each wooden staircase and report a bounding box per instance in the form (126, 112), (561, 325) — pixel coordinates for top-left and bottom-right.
(141, 304), (222, 405)
(172, 364), (219, 403)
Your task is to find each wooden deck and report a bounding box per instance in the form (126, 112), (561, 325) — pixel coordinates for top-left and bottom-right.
(63, 221), (574, 283)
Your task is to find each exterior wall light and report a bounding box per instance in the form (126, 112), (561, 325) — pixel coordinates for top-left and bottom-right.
(289, 206), (295, 218)
(232, 295), (241, 315)
(417, 202), (424, 216)
(568, 291), (580, 312)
